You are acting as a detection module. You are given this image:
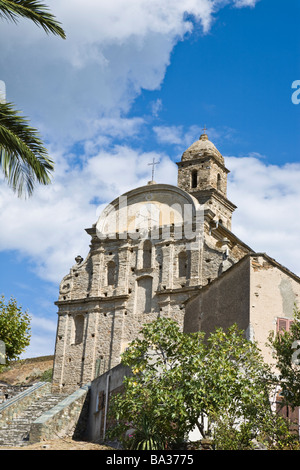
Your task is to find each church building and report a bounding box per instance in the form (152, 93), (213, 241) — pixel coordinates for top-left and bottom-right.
(51, 132), (300, 394)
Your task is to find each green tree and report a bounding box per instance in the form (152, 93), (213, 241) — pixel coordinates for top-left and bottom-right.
(0, 295), (31, 368)
(0, 0), (65, 197)
(268, 308), (300, 409)
(108, 318), (297, 450)
(0, 102), (55, 197)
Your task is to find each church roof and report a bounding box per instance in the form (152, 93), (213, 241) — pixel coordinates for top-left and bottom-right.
(181, 132), (224, 165)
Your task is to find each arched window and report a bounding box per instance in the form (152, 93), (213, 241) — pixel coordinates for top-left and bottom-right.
(217, 173), (221, 190)
(143, 240), (152, 269)
(74, 315), (84, 345)
(178, 251), (187, 277)
(191, 170), (198, 189)
(107, 260), (116, 286)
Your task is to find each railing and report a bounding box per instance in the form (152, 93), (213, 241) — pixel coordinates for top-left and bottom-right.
(0, 382), (50, 421)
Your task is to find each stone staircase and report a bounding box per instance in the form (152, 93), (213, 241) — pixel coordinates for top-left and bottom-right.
(0, 387), (66, 447)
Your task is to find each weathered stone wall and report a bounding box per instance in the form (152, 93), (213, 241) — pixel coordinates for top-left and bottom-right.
(87, 363), (131, 443)
(178, 159), (228, 197)
(52, 230), (195, 392)
(184, 255), (250, 335)
(29, 383), (90, 443)
(0, 382), (51, 422)
(52, 208), (253, 394)
(184, 253), (300, 367)
(52, 223), (249, 394)
(249, 254), (300, 365)
(0, 384), (31, 404)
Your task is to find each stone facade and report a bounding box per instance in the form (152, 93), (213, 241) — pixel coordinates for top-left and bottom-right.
(52, 133), (253, 393)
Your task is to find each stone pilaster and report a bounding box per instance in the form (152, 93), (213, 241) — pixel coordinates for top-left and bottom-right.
(107, 302), (126, 371)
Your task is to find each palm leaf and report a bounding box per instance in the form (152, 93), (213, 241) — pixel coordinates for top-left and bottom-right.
(0, 101), (54, 197)
(0, 0), (66, 38)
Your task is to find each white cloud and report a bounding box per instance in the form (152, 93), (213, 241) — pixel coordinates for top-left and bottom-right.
(151, 99), (163, 117)
(153, 124), (203, 147)
(0, 0), (260, 144)
(0, 141), (177, 284)
(30, 315), (57, 334)
(232, 0), (259, 7)
(21, 331), (56, 358)
(153, 125), (184, 145)
(152, 124), (241, 151)
(17, 313), (58, 358)
(227, 156), (300, 276)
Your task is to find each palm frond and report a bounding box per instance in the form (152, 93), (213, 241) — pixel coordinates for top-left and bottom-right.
(0, 0), (66, 38)
(0, 101), (54, 197)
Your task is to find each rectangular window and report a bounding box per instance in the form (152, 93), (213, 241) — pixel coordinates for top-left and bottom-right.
(276, 317), (294, 333)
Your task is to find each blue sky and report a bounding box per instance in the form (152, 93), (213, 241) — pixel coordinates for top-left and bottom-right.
(0, 0), (299, 358)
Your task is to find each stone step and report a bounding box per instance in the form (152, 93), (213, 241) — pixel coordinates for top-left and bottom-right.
(0, 391), (67, 447)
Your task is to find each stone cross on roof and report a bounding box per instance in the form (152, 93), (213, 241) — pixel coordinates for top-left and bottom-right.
(148, 157), (160, 182)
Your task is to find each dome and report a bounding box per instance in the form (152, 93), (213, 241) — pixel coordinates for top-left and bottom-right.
(181, 133), (224, 165)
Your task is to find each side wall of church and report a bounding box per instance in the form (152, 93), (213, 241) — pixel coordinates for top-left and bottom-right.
(184, 254), (300, 368)
(184, 255), (250, 335)
(248, 255), (300, 366)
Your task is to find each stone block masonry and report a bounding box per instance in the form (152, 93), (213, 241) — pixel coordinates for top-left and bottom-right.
(0, 382), (51, 423)
(0, 383), (66, 447)
(0, 384), (32, 404)
(29, 383), (91, 443)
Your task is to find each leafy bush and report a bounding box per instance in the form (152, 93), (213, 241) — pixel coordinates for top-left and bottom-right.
(40, 368), (53, 382)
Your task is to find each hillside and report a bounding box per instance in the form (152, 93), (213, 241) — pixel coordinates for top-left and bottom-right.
(0, 356), (54, 385)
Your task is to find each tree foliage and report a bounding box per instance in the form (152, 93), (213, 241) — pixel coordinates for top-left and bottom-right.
(0, 0), (65, 38)
(0, 101), (55, 197)
(108, 318), (297, 450)
(0, 295), (31, 368)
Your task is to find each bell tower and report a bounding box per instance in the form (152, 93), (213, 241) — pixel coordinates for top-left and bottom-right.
(177, 131), (236, 230)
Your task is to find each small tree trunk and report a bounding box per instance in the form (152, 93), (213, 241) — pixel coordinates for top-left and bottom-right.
(195, 420), (206, 439)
